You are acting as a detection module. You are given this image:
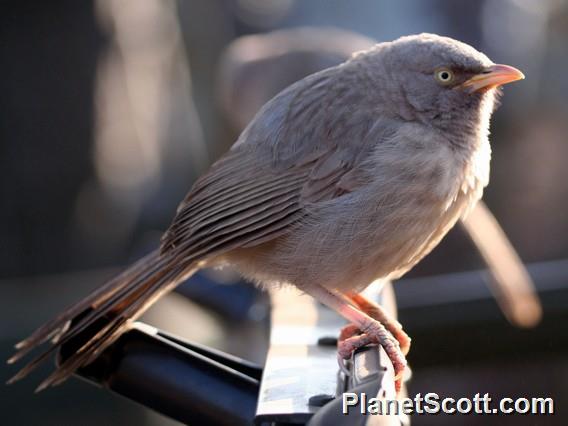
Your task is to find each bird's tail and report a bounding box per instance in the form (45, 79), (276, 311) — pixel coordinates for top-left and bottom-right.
(6, 250), (193, 391)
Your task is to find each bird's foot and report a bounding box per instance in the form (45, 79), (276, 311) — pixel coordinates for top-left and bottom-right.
(348, 293), (411, 355)
(337, 320), (407, 393)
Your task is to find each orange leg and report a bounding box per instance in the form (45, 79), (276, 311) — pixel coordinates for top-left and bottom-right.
(304, 285), (407, 393)
(338, 324), (360, 342)
(347, 292), (411, 356)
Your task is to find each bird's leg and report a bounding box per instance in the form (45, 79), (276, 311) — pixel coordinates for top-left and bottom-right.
(304, 285), (407, 393)
(338, 324), (360, 342)
(346, 292), (411, 356)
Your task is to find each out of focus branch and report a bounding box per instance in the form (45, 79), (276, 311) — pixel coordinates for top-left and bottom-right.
(462, 202), (542, 327)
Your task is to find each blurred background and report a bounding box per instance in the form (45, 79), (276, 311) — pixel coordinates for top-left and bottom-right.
(1, 0), (567, 424)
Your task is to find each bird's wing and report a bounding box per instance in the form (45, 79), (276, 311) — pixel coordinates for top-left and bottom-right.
(160, 146), (310, 260)
(161, 66), (384, 260)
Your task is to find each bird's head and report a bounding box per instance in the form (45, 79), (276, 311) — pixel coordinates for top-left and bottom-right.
(364, 33), (524, 144)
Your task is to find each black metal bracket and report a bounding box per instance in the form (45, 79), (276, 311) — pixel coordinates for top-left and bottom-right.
(61, 322), (262, 426)
(59, 288), (405, 425)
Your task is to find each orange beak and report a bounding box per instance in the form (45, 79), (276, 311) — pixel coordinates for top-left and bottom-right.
(461, 64), (525, 93)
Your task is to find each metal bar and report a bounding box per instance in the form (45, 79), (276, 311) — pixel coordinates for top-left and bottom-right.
(308, 346), (405, 426)
(396, 260), (568, 368)
(61, 323), (261, 426)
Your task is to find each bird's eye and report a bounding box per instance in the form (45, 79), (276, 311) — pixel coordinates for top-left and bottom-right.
(435, 68), (454, 85)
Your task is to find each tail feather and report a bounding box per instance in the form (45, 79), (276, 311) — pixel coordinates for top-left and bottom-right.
(12, 251), (157, 356)
(7, 250), (194, 391)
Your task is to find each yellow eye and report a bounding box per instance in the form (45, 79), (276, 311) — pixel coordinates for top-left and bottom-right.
(435, 68), (454, 85)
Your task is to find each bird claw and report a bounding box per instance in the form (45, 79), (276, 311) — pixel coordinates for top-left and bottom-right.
(337, 352), (352, 377)
(337, 321), (408, 394)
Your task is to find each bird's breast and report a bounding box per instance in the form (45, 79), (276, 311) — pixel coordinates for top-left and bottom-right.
(296, 127), (490, 289)
(226, 127), (491, 293)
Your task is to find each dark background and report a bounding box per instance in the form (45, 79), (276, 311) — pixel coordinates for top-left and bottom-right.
(1, 1), (567, 425)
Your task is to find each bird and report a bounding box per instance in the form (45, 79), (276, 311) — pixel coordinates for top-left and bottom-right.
(218, 27), (540, 328)
(7, 33), (524, 393)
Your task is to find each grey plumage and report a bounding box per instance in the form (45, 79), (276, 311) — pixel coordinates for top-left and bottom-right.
(219, 27), (541, 328)
(8, 33), (524, 390)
